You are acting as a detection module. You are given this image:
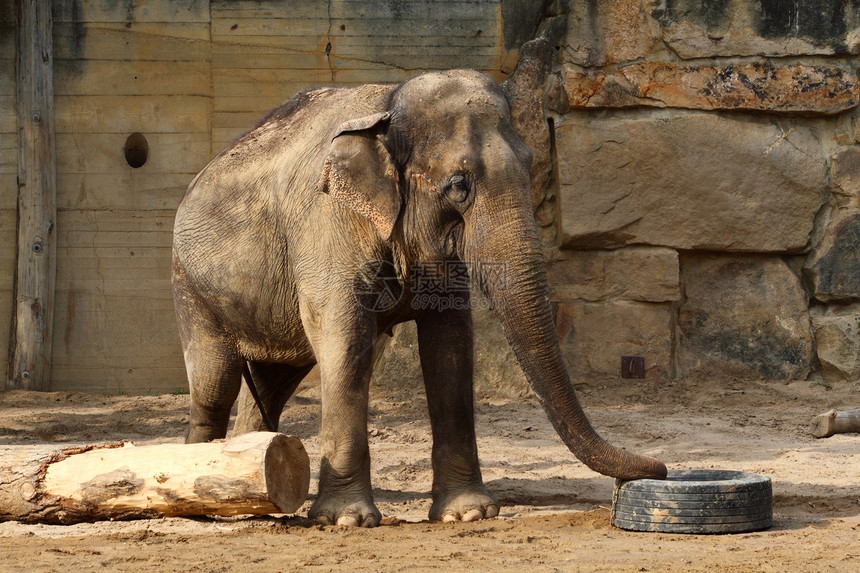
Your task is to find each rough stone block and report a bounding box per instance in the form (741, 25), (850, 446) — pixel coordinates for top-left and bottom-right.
(853, 114), (860, 144)
(372, 295), (676, 395)
(503, 39), (554, 210)
(677, 255), (813, 380)
(563, 62), (859, 115)
(811, 306), (860, 382)
(372, 302), (530, 397)
(653, 0), (860, 58)
(556, 112), (829, 252)
(805, 213), (860, 302)
(371, 321), (424, 391)
(832, 147), (860, 209)
(547, 247), (680, 303)
(471, 305), (529, 396)
(563, 0), (653, 66)
(554, 301), (675, 382)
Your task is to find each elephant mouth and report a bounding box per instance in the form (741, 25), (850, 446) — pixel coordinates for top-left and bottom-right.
(442, 219), (465, 260)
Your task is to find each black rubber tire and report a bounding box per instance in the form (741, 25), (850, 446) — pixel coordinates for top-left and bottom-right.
(611, 469), (773, 534)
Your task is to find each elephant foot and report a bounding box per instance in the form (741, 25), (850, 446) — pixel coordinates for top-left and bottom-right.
(309, 495), (381, 528)
(429, 486), (499, 523)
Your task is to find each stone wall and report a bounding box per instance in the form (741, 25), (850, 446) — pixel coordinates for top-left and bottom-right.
(3, 0), (860, 394)
(342, 1), (860, 395)
(539, 0), (860, 386)
(382, 0), (860, 392)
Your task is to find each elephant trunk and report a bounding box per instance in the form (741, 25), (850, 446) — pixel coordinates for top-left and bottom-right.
(468, 203), (667, 481)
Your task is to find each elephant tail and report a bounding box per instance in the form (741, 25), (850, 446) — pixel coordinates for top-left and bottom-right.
(241, 362), (279, 433)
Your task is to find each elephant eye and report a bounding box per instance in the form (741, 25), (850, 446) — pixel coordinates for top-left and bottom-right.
(445, 174), (471, 204)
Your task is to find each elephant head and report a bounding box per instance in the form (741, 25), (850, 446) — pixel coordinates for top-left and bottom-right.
(322, 70), (667, 481)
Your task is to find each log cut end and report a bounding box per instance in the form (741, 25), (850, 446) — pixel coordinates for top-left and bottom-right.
(264, 434), (311, 514)
(811, 409), (837, 438)
(811, 408), (860, 439)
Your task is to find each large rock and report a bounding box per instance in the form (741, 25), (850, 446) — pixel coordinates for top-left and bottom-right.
(677, 255), (813, 380)
(563, 62), (859, 115)
(560, 0), (860, 62)
(502, 39), (554, 210)
(555, 301), (675, 382)
(547, 247), (680, 303)
(832, 147), (860, 209)
(556, 112), (829, 252)
(371, 303), (530, 397)
(373, 250), (680, 391)
(563, 0), (653, 66)
(371, 321), (424, 391)
(654, 0), (860, 58)
(805, 214), (860, 302)
(812, 306), (860, 382)
(854, 112), (860, 144)
(471, 305), (529, 396)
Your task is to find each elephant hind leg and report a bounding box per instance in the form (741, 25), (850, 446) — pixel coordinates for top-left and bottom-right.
(174, 266), (242, 442)
(182, 333), (243, 443)
(231, 362), (315, 436)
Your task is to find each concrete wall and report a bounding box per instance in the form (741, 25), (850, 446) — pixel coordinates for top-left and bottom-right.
(4, 0), (860, 394)
(2, 0), (529, 393)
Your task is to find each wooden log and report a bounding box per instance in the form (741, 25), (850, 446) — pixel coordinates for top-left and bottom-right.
(811, 409), (860, 438)
(0, 432), (310, 524)
(8, 0), (57, 390)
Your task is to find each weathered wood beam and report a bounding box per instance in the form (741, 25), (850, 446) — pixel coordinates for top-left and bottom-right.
(0, 432), (310, 524)
(8, 0), (58, 390)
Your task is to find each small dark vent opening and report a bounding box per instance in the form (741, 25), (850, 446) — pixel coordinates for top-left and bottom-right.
(124, 132), (149, 168)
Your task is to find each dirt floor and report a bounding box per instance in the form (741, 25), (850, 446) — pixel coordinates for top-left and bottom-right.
(0, 374), (858, 572)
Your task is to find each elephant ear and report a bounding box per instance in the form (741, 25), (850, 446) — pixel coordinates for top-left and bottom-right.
(320, 111), (401, 240)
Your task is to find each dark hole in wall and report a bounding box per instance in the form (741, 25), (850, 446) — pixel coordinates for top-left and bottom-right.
(124, 132), (149, 168)
(758, 0), (847, 44)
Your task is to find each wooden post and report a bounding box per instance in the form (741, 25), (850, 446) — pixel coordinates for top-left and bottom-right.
(0, 432), (311, 524)
(8, 0), (57, 390)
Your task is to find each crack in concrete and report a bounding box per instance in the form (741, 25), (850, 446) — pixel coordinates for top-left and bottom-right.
(325, 0), (334, 82)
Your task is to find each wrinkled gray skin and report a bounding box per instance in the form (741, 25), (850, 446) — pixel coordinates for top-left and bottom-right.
(172, 70), (666, 527)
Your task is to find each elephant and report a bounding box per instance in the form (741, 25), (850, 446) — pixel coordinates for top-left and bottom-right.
(172, 69), (667, 527)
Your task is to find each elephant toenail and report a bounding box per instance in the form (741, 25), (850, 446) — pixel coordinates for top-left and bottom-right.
(336, 514), (361, 527)
(315, 515), (333, 526)
(461, 508), (483, 522)
(485, 505), (499, 518)
(361, 515), (379, 528)
(442, 513), (458, 523)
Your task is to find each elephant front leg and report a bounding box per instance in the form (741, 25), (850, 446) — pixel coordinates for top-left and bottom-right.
(417, 301), (499, 522)
(306, 310), (380, 527)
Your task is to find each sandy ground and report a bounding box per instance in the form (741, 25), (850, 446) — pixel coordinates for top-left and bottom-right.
(0, 374), (858, 572)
